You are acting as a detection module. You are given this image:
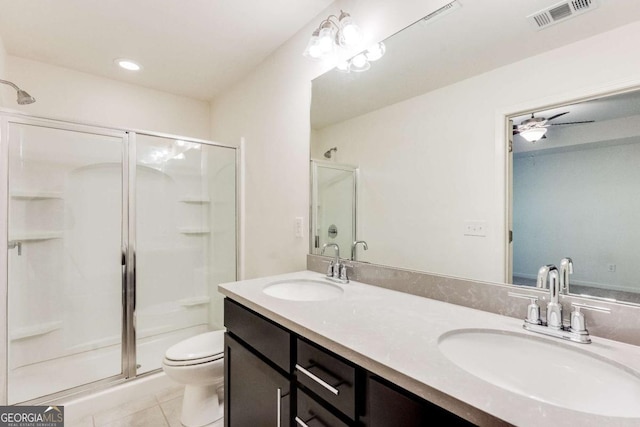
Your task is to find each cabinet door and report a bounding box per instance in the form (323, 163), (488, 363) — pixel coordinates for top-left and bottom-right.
(225, 333), (290, 427)
(366, 376), (474, 427)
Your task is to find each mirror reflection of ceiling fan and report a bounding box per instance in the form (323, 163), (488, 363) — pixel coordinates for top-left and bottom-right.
(513, 112), (594, 142)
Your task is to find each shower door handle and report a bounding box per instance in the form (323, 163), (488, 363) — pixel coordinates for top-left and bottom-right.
(8, 241), (22, 256)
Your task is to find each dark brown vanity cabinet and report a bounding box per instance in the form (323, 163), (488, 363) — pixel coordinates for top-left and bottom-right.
(225, 334), (290, 427)
(365, 376), (474, 427)
(224, 299), (291, 427)
(224, 298), (479, 427)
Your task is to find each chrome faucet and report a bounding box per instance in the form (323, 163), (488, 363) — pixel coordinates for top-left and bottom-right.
(537, 265), (562, 329)
(350, 240), (368, 261)
(559, 257), (573, 295)
(321, 243), (348, 283)
(509, 263), (611, 344)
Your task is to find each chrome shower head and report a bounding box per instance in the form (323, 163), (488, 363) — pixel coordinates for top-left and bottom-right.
(324, 147), (337, 158)
(0, 79), (36, 105)
(17, 89), (36, 105)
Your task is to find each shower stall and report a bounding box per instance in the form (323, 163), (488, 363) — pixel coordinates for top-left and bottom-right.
(0, 111), (238, 404)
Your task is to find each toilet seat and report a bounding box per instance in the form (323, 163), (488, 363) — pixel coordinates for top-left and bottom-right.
(164, 330), (225, 366)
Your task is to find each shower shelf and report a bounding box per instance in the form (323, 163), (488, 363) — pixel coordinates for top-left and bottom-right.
(179, 197), (210, 203)
(11, 320), (63, 341)
(11, 191), (63, 200)
(9, 231), (64, 241)
(179, 296), (211, 307)
(179, 227), (211, 235)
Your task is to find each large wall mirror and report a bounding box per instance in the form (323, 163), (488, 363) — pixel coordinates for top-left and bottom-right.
(309, 1), (640, 304)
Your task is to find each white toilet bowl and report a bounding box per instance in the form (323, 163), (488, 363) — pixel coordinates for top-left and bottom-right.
(162, 330), (225, 427)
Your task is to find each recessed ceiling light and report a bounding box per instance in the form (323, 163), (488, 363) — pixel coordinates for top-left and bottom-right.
(115, 59), (142, 71)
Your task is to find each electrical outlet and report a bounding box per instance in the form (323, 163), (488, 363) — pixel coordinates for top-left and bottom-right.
(464, 220), (487, 237)
(607, 264), (616, 272)
(295, 217), (304, 238)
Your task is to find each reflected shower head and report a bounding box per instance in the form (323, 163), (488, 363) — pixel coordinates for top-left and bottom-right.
(324, 147), (337, 158)
(0, 79), (36, 105)
(17, 89), (36, 105)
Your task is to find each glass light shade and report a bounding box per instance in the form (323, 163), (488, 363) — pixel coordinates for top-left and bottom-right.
(318, 27), (336, 55)
(365, 42), (386, 61)
(336, 61), (351, 72)
(520, 127), (548, 142)
(303, 32), (323, 59)
(339, 14), (363, 47)
(350, 53), (370, 72)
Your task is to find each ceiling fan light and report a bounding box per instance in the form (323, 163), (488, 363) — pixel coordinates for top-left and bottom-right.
(520, 127), (547, 142)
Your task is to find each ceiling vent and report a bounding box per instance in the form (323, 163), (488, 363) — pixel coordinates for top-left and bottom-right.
(527, 0), (599, 30)
(420, 1), (461, 26)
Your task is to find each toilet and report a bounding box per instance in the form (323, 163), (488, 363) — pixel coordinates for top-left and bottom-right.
(162, 330), (225, 427)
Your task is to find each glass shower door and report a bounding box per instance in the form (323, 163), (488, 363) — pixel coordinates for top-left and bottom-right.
(6, 118), (127, 403)
(134, 134), (236, 374)
(310, 161), (358, 258)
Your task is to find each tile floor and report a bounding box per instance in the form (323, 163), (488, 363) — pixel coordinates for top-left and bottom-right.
(68, 385), (223, 427)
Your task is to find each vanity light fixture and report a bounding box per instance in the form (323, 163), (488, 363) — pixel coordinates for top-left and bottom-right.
(115, 58), (142, 71)
(303, 10), (364, 61)
(520, 127), (548, 142)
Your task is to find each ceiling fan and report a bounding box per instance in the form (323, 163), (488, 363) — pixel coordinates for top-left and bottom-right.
(513, 112), (594, 142)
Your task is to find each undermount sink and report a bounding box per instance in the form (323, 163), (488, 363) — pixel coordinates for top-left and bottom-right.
(438, 329), (640, 417)
(262, 279), (343, 301)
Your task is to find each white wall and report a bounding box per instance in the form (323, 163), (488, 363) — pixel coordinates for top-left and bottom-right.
(210, 0), (453, 279)
(311, 21), (640, 283)
(513, 139), (640, 292)
(5, 56), (211, 139)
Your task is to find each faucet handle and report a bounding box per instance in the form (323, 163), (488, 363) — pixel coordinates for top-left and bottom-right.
(338, 263), (348, 281)
(326, 260), (335, 277)
(508, 292), (541, 325)
(569, 303), (610, 333)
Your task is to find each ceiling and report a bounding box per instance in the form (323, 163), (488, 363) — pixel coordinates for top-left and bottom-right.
(0, 0), (334, 100)
(512, 89), (640, 153)
(311, 0), (640, 129)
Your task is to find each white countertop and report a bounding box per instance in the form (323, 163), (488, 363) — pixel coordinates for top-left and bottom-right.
(218, 270), (640, 427)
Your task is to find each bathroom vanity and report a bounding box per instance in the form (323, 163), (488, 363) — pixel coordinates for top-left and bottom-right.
(219, 271), (640, 427)
(224, 298), (472, 426)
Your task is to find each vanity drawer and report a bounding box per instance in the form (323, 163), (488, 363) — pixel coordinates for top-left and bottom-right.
(224, 298), (290, 372)
(296, 338), (357, 420)
(296, 388), (349, 427)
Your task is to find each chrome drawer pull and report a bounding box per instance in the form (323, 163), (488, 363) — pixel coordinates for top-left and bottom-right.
(295, 364), (340, 395)
(276, 388), (282, 427)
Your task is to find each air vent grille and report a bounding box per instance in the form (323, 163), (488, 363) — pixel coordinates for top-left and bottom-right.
(549, 3), (572, 20)
(572, 0), (592, 11)
(421, 0), (461, 24)
(527, 0), (598, 30)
